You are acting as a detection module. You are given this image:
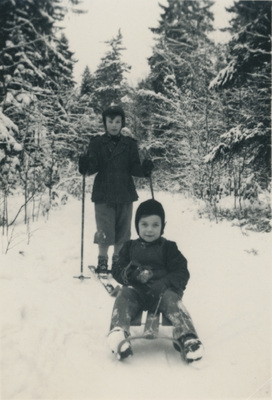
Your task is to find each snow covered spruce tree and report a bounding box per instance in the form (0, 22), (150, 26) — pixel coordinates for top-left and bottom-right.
(80, 66), (95, 97)
(134, 0), (220, 194)
(76, 65), (99, 147)
(207, 0), (271, 212)
(92, 29), (131, 111)
(36, 31), (77, 205)
(0, 110), (22, 235)
(0, 0), (79, 223)
(49, 64), (101, 198)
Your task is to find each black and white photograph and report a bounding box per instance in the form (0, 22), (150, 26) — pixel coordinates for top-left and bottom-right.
(0, 1), (271, 399)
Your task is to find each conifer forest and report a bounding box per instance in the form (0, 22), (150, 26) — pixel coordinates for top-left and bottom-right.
(0, 0), (271, 246)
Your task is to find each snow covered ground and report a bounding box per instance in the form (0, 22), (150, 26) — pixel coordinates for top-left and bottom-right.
(1, 190), (271, 400)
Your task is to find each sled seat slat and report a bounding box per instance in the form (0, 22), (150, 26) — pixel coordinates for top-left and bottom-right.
(131, 310), (172, 328)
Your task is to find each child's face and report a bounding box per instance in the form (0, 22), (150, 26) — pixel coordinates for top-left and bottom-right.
(138, 215), (162, 242)
(106, 115), (122, 136)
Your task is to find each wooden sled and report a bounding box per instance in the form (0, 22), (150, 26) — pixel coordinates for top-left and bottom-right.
(117, 310), (182, 358)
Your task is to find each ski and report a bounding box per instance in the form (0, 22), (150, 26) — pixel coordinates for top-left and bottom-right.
(88, 265), (121, 297)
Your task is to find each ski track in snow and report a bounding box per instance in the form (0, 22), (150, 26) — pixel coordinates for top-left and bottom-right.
(1, 190), (271, 400)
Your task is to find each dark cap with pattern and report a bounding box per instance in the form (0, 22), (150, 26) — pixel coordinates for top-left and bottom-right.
(135, 199), (165, 235)
(102, 105), (125, 128)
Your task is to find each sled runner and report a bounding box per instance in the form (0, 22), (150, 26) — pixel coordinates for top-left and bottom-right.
(116, 310), (183, 360)
(88, 265), (121, 296)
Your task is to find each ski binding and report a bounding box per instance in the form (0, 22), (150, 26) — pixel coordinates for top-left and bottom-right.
(88, 265), (121, 296)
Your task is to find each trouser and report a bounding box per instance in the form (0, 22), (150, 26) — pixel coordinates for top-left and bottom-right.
(94, 203), (133, 246)
(109, 286), (198, 340)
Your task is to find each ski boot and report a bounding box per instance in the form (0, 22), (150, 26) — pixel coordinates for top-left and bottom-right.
(107, 327), (133, 360)
(174, 335), (204, 363)
(182, 336), (204, 363)
(96, 256), (108, 275)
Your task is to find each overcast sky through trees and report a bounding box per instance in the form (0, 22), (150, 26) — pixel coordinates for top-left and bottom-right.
(62, 0), (234, 85)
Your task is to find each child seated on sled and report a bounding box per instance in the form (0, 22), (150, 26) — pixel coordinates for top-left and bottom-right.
(107, 199), (204, 362)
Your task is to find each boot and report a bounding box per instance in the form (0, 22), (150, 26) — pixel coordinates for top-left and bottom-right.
(174, 334), (204, 363)
(96, 256), (108, 274)
(107, 327), (133, 360)
(182, 335), (204, 363)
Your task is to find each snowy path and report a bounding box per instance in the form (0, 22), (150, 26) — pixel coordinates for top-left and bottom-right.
(1, 190), (271, 399)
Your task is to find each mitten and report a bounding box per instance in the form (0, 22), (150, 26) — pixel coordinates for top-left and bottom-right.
(142, 159), (154, 177)
(147, 280), (167, 299)
(122, 261), (153, 285)
(137, 269), (153, 284)
(121, 260), (141, 284)
(78, 154), (89, 175)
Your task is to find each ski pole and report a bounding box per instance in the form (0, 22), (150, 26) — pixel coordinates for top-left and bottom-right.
(74, 173), (90, 281)
(143, 147), (154, 200)
(149, 173), (154, 200)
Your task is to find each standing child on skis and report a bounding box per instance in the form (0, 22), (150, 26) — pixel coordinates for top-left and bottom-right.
(78, 105), (153, 274)
(107, 199), (204, 362)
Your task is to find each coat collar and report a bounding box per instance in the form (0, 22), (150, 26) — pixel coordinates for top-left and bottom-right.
(137, 237), (165, 248)
(101, 133), (123, 141)
(101, 133), (128, 158)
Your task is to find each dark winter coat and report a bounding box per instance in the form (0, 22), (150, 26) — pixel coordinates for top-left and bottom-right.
(112, 237), (190, 297)
(81, 134), (146, 204)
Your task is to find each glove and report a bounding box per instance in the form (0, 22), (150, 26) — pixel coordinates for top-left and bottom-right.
(147, 280), (167, 299)
(142, 159), (154, 177)
(79, 154), (89, 175)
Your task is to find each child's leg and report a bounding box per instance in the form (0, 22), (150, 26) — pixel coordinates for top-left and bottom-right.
(98, 244), (109, 258)
(114, 203), (133, 252)
(94, 203), (115, 247)
(110, 286), (143, 335)
(159, 289), (198, 340)
(160, 290), (204, 361)
(107, 286), (143, 358)
(111, 203), (133, 269)
(96, 245), (109, 273)
(113, 243), (123, 257)
(94, 204), (115, 271)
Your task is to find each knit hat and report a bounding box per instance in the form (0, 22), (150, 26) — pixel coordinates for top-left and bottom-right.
(102, 105), (125, 128)
(135, 199), (165, 235)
